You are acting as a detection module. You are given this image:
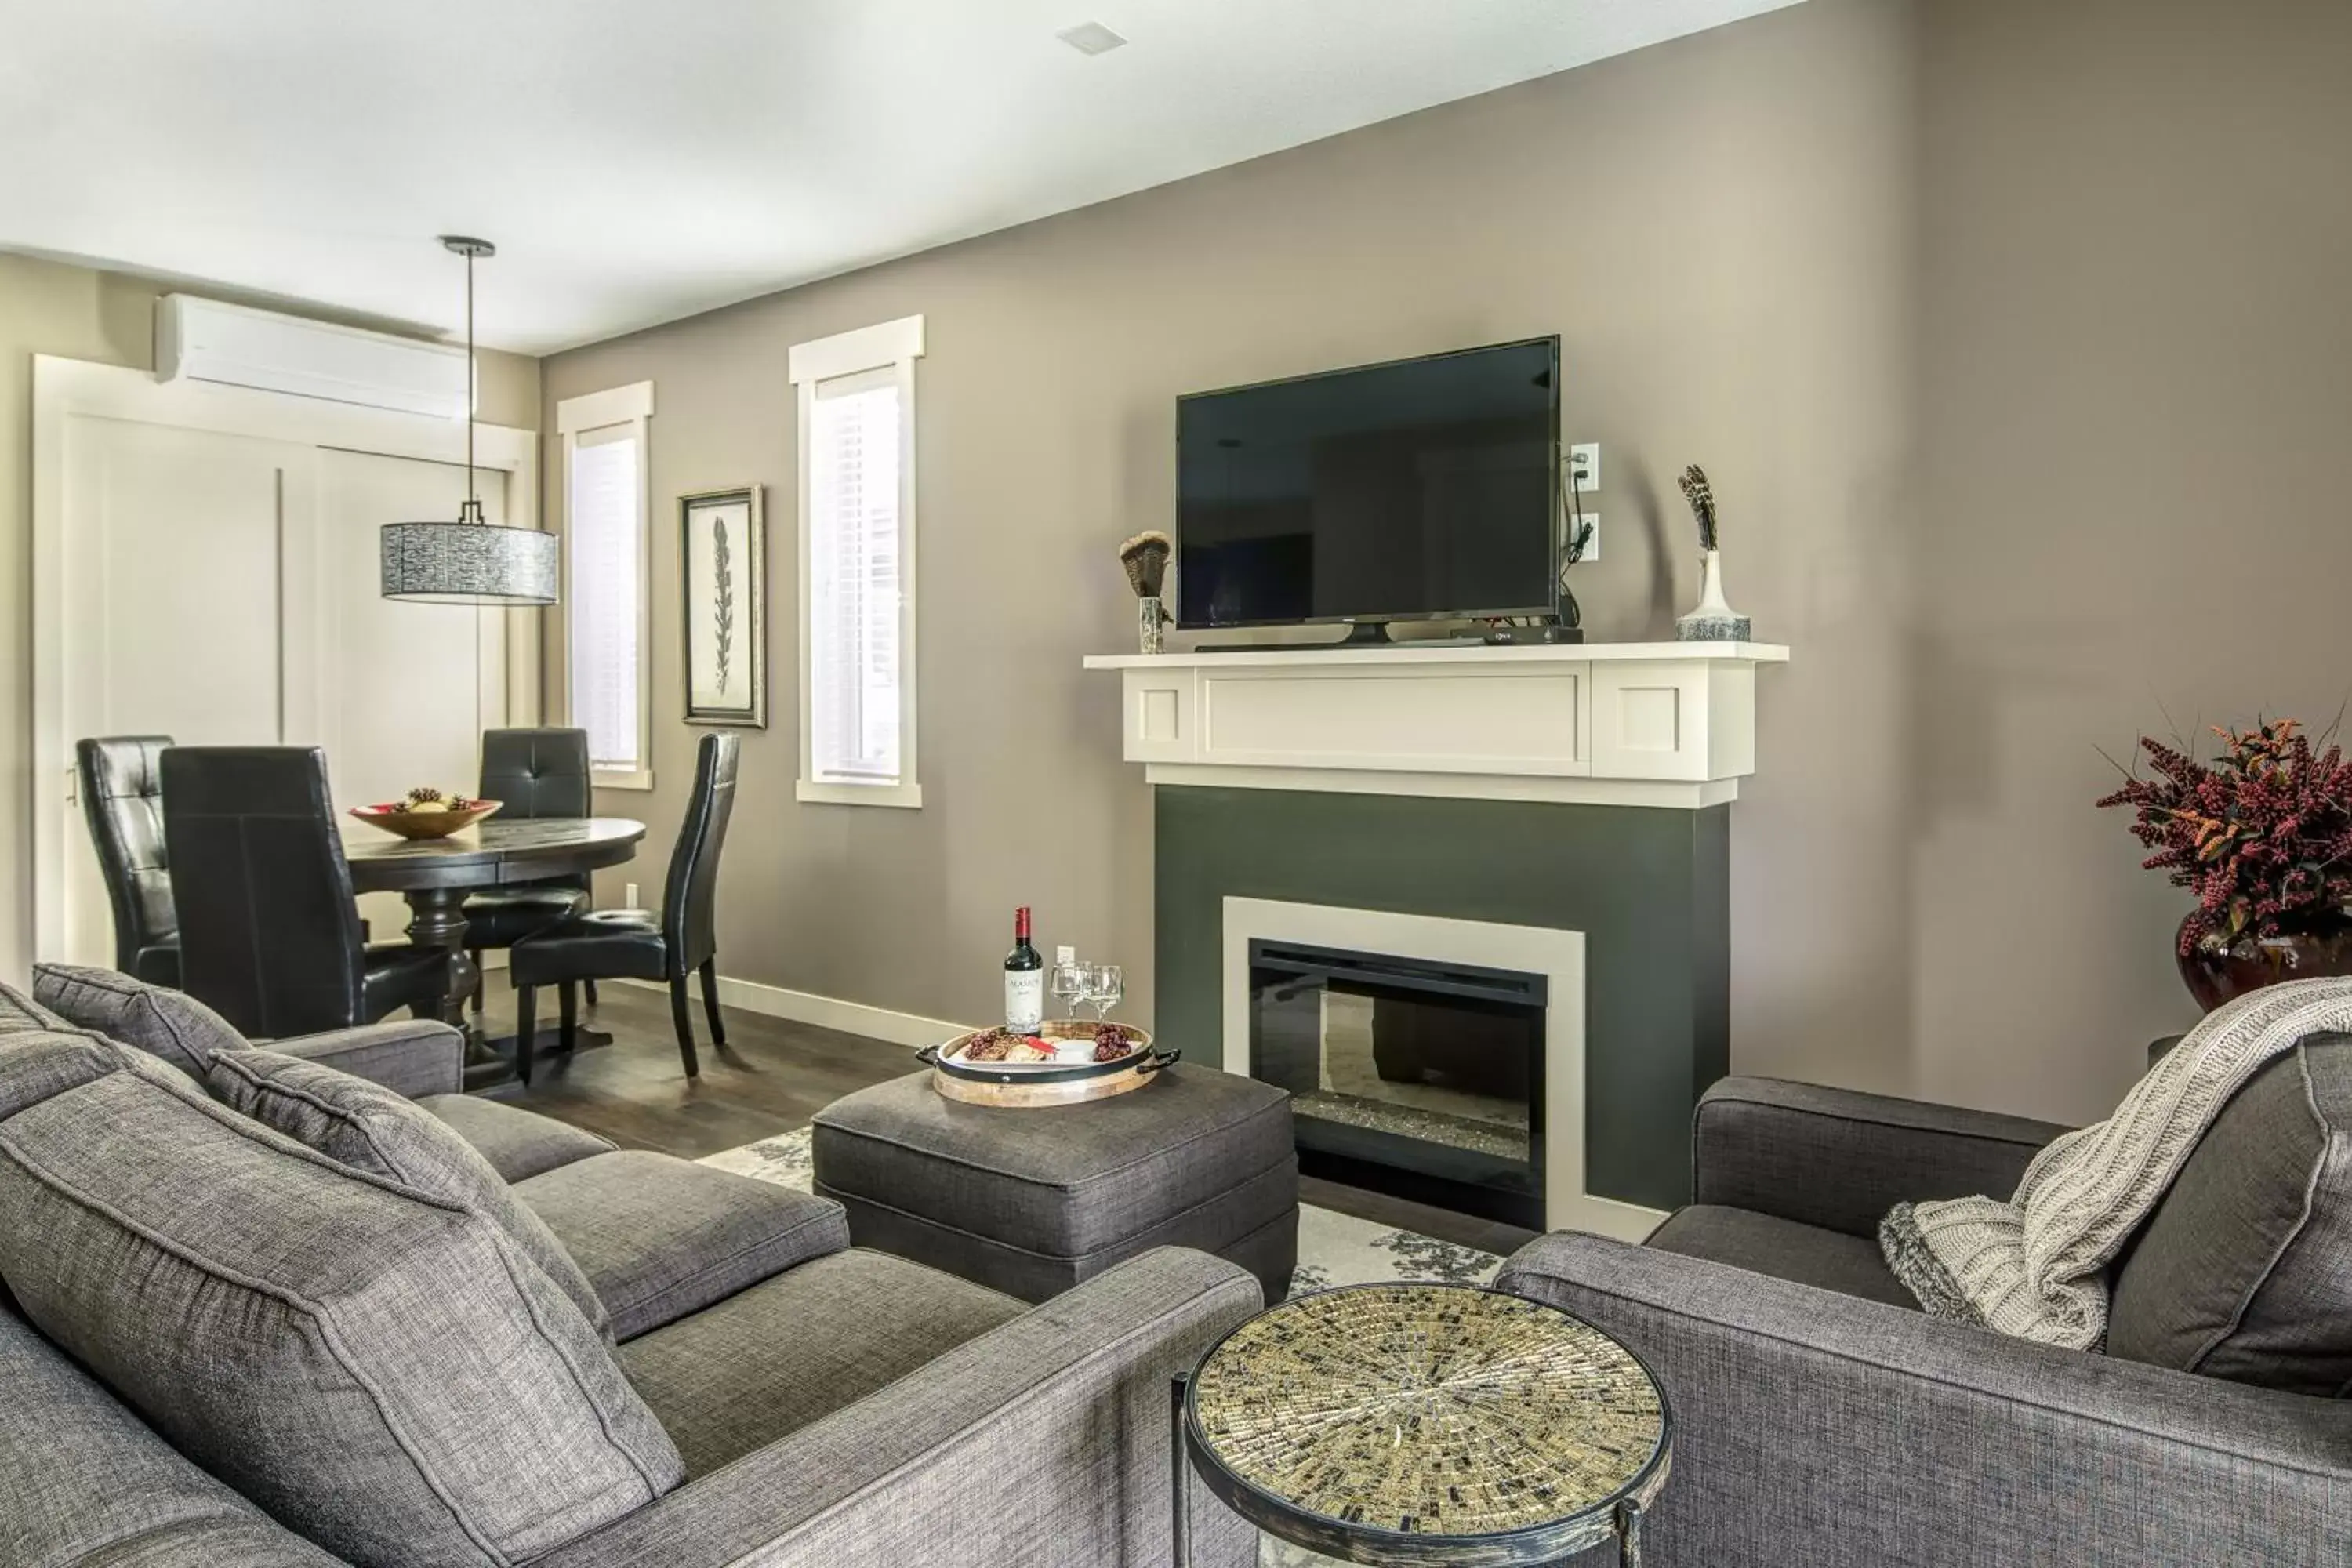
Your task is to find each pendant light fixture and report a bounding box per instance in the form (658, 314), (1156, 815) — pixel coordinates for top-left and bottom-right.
(379, 236), (560, 604)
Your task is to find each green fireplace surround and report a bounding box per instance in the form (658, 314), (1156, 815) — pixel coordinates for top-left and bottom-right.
(1155, 785), (1729, 1216)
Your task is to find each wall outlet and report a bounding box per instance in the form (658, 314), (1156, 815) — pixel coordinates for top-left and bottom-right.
(1570, 513), (1600, 563)
(1567, 442), (1601, 493)
(624, 881), (640, 909)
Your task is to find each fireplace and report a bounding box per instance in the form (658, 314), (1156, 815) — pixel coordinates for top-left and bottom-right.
(1097, 643), (1774, 1236)
(1249, 939), (1546, 1228)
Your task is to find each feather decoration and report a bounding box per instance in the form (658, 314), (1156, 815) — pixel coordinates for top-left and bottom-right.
(1118, 529), (1172, 599)
(712, 516), (734, 691)
(1677, 465), (1720, 553)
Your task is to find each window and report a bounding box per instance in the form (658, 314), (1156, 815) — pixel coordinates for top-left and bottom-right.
(557, 382), (655, 789)
(791, 317), (923, 807)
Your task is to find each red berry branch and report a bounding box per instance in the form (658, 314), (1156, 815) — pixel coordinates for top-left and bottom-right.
(2097, 717), (2352, 956)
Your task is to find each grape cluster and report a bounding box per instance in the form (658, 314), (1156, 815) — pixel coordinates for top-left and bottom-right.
(962, 1028), (1015, 1062)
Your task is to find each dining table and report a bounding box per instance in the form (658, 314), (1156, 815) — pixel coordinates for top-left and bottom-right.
(343, 816), (646, 1084)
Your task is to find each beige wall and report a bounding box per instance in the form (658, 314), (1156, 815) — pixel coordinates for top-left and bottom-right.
(543, 0), (1918, 1079)
(0, 252), (539, 972)
(1901, 0), (2352, 1116)
(543, 0), (2351, 1126)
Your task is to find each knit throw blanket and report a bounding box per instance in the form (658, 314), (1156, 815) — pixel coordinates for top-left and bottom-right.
(1880, 976), (2352, 1348)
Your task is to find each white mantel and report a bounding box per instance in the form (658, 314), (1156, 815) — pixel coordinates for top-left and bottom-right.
(1083, 641), (1789, 808)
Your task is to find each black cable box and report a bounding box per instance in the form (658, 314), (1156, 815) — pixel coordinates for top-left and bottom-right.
(1481, 625), (1583, 646)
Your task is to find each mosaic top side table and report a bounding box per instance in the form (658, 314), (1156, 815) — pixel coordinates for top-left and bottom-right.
(1174, 1283), (1671, 1567)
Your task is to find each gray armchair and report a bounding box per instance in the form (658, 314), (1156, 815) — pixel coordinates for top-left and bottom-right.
(1498, 1077), (2352, 1566)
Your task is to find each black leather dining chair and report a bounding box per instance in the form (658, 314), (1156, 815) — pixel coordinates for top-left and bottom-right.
(510, 732), (739, 1083)
(463, 728), (595, 1014)
(74, 735), (181, 987)
(160, 746), (449, 1039)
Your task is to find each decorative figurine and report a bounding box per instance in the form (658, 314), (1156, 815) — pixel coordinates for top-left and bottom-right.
(1674, 465), (1751, 642)
(1119, 530), (1174, 654)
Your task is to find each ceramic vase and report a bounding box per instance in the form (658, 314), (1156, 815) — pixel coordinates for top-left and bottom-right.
(2175, 915), (2352, 1011)
(1675, 550), (1751, 642)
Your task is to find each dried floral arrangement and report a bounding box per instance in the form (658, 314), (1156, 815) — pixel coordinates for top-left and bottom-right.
(1118, 530), (1171, 599)
(1676, 465), (1720, 553)
(2097, 717), (2352, 956)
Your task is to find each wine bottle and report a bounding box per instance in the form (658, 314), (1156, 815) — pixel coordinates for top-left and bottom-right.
(1004, 906), (1044, 1032)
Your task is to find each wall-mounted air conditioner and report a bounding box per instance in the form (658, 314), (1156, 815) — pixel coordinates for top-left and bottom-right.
(154, 294), (470, 420)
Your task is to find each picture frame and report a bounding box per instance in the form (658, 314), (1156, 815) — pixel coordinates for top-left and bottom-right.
(679, 485), (767, 728)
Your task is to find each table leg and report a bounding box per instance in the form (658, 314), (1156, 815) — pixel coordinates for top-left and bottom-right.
(1615, 1494), (1646, 1568)
(1170, 1374), (1192, 1568)
(400, 887), (488, 1060)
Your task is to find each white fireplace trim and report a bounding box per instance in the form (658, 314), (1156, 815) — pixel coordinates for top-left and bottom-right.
(1219, 896), (1665, 1244)
(1084, 642), (1787, 812)
(1149, 764), (1743, 810)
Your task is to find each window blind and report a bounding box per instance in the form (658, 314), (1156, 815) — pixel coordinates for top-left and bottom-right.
(566, 423), (643, 772)
(808, 368), (904, 785)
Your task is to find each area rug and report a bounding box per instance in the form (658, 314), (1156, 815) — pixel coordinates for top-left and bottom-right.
(702, 1127), (1499, 1566)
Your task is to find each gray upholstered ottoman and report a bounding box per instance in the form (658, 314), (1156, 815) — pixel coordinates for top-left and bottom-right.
(811, 1065), (1298, 1303)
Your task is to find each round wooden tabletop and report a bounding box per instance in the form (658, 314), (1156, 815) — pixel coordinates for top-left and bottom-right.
(1183, 1283), (1670, 1566)
(343, 816), (647, 891)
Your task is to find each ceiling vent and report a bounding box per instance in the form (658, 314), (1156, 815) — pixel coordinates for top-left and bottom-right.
(1055, 21), (1128, 56)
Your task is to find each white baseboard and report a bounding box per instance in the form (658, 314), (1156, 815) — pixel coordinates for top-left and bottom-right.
(613, 973), (971, 1051)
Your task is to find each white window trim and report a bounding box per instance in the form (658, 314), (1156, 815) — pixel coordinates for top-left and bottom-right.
(790, 315), (924, 808)
(557, 380), (656, 792)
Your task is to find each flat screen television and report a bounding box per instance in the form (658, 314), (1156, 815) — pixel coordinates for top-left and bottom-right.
(1175, 336), (1560, 638)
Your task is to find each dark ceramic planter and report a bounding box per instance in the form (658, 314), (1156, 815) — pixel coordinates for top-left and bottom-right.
(2176, 915), (2352, 1012)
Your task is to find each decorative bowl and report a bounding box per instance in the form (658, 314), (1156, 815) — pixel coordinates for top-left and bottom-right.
(348, 800), (502, 840)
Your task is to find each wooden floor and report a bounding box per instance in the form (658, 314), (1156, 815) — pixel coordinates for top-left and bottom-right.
(478, 982), (919, 1160)
(482, 981), (1537, 1255)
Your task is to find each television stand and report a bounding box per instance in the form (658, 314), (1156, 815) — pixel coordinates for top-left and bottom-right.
(1199, 622), (1400, 654)
(1204, 620), (1515, 653)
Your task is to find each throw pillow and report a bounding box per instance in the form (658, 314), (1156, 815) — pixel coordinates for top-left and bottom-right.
(32, 963), (245, 1080)
(0, 1022), (122, 1123)
(2107, 1032), (2352, 1396)
(0, 979), (72, 1038)
(207, 1047), (612, 1343)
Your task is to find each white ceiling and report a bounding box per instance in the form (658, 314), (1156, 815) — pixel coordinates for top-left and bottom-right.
(0, 0), (1802, 355)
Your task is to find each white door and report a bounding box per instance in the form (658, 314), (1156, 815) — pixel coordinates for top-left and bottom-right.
(56, 414), (321, 967)
(316, 448), (511, 938)
(31, 356), (540, 978)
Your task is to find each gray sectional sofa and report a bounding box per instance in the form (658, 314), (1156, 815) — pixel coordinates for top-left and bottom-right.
(0, 967), (1261, 1568)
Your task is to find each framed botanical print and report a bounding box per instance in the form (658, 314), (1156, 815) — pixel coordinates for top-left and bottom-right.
(679, 485), (767, 727)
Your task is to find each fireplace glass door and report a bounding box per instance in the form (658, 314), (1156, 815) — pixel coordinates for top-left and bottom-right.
(1248, 938), (1545, 1228)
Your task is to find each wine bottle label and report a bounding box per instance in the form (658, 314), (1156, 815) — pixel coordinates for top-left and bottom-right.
(1004, 971), (1044, 1031)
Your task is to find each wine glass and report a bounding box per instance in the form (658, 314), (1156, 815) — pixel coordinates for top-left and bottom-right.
(1085, 963), (1124, 1022)
(1049, 959), (1088, 1023)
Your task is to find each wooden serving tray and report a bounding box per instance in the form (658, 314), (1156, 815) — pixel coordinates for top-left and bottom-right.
(921, 1021), (1175, 1109)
